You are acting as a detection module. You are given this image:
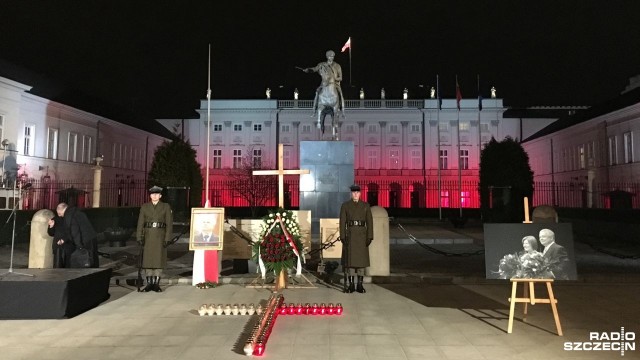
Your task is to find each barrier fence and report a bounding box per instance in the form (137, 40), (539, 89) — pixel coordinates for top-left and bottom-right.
(5, 179), (639, 210)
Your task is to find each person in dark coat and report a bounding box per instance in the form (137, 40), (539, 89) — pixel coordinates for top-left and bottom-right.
(339, 184), (374, 293)
(136, 186), (173, 292)
(58, 202), (99, 268)
(47, 214), (75, 268)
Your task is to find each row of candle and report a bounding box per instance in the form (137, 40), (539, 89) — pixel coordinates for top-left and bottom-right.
(244, 294), (284, 356)
(198, 303), (263, 316)
(279, 302), (343, 315)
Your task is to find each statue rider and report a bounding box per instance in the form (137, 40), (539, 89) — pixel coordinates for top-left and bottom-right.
(302, 50), (345, 113)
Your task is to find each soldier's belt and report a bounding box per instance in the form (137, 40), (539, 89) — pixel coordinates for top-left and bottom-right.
(347, 220), (365, 226)
(144, 222), (166, 228)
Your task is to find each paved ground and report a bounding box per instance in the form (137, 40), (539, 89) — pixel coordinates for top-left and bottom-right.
(1, 219), (639, 359)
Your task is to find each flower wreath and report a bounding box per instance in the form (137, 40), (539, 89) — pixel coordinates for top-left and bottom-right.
(252, 207), (305, 279)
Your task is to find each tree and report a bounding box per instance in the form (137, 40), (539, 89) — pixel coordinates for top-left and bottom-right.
(479, 136), (534, 222)
(228, 146), (278, 218)
(148, 138), (203, 211)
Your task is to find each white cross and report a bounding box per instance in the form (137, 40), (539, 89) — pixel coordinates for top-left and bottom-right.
(253, 144), (310, 208)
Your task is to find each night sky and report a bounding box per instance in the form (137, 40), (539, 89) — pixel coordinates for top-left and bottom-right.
(1, 0), (639, 129)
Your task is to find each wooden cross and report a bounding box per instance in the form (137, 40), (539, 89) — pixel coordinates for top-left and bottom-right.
(253, 144), (310, 208)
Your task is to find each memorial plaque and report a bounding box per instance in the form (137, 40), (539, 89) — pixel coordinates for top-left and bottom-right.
(222, 219), (261, 260)
(320, 218), (341, 259)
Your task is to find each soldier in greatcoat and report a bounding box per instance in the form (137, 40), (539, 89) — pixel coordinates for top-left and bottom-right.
(339, 184), (374, 293)
(136, 186), (173, 292)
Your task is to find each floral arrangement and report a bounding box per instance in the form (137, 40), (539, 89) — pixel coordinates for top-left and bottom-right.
(195, 281), (217, 289)
(496, 251), (555, 279)
(252, 207), (304, 277)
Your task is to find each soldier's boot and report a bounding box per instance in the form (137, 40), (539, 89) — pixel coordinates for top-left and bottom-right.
(347, 276), (355, 293)
(153, 276), (163, 292)
(356, 276), (366, 293)
(143, 276), (154, 292)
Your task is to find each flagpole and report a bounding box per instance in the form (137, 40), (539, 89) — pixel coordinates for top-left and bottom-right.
(477, 74), (482, 170)
(348, 37), (352, 87)
(456, 75), (462, 218)
(436, 75), (442, 220)
(205, 44), (211, 208)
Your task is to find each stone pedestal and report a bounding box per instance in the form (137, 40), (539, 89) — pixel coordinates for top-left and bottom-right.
(28, 209), (55, 269)
(366, 206), (390, 276)
(299, 141), (354, 235)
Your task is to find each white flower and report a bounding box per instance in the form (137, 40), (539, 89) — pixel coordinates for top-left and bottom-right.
(269, 214), (273, 218)
(276, 213), (281, 217)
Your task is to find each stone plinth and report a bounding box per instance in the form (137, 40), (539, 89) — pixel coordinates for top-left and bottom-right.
(28, 209), (55, 269)
(366, 206), (390, 276)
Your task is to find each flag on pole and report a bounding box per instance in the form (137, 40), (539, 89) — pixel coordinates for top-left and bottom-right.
(455, 76), (462, 111)
(436, 75), (442, 110)
(477, 74), (482, 111)
(341, 37), (351, 52)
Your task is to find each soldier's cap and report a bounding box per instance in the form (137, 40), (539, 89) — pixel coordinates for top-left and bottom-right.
(148, 185), (163, 194)
(349, 184), (361, 192)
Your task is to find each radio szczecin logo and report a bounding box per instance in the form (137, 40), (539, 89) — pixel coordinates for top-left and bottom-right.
(564, 327), (635, 356)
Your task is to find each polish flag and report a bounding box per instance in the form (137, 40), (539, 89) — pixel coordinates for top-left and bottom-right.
(341, 37), (351, 52)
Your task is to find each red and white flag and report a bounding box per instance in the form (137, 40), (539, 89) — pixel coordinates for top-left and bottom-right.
(341, 37), (351, 52)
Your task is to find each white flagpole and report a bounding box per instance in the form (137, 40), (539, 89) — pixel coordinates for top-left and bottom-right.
(205, 44), (211, 208)
(456, 75), (462, 218)
(349, 37), (352, 87)
(437, 75), (441, 220)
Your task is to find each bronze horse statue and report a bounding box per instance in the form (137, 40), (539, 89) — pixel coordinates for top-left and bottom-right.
(315, 64), (344, 140)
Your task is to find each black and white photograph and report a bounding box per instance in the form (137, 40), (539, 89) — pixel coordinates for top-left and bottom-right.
(484, 223), (577, 280)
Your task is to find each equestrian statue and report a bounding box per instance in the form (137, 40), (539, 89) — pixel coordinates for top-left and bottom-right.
(298, 50), (345, 140)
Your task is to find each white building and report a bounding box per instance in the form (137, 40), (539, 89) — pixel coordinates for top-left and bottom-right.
(0, 75), (169, 209)
(158, 96), (565, 209)
(522, 80), (640, 209)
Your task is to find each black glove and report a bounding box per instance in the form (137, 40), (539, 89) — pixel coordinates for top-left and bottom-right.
(366, 239), (372, 247)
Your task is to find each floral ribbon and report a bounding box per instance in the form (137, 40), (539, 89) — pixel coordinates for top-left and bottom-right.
(258, 215), (302, 279)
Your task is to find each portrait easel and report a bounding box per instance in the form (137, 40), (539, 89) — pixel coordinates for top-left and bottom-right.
(507, 278), (563, 336)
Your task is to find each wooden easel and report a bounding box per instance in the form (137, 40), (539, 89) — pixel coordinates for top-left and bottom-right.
(507, 278), (563, 336)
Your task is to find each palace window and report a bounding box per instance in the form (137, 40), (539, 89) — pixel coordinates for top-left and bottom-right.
(411, 149), (421, 169)
(367, 149), (379, 169)
(233, 124), (243, 132)
(460, 149), (469, 170)
(213, 124), (222, 132)
(47, 128), (58, 160)
(608, 136), (617, 165)
(439, 149), (448, 169)
(83, 135), (93, 164)
(579, 145), (585, 169)
(253, 124), (262, 132)
(389, 149), (400, 169)
(233, 149), (242, 169)
(411, 124), (420, 133)
(389, 124), (399, 133)
(68, 132), (78, 162)
(23, 124), (35, 156)
(281, 124), (290, 133)
(302, 124), (311, 133)
(624, 132), (633, 164)
(253, 148), (262, 168)
(213, 149), (222, 169)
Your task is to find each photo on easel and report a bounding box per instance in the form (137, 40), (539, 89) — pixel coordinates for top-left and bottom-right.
(484, 223), (577, 280)
(189, 207), (225, 251)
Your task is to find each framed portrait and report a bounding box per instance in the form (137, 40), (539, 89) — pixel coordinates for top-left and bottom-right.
(189, 207), (225, 251)
(484, 223), (577, 280)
